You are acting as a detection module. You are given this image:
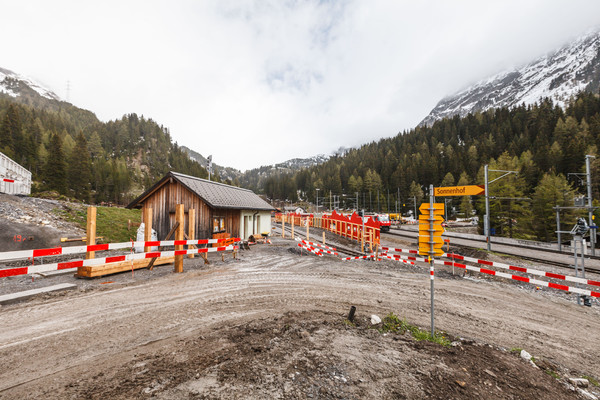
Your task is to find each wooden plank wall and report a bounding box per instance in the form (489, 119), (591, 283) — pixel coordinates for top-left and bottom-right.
(141, 179), (241, 240)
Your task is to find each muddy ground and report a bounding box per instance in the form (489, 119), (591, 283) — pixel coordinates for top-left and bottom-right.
(1, 233), (599, 399)
(0, 193), (84, 251)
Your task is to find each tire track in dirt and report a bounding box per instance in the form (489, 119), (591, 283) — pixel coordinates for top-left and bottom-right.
(0, 240), (599, 396)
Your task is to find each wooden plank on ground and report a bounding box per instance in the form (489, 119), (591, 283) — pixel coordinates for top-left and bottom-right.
(75, 256), (174, 278)
(0, 283), (77, 305)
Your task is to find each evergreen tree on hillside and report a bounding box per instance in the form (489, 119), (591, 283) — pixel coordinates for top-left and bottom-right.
(68, 132), (92, 202)
(531, 173), (577, 242)
(0, 104), (22, 158)
(43, 133), (67, 194)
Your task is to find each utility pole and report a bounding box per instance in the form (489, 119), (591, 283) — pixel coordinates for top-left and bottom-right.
(485, 165), (489, 251)
(207, 155), (213, 181)
(413, 196), (417, 220)
(586, 155), (596, 256)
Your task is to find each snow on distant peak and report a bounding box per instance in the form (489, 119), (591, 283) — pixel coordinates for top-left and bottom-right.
(0, 67), (60, 101)
(420, 29), (600, 127)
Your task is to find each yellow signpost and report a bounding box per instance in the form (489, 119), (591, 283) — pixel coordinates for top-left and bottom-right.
(418, 203), (445, 257)
(433, 185), (485, 197)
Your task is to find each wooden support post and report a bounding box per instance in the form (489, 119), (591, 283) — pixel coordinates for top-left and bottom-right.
(306, 219), (309, 241)
(361, 228), (364, 253)
(144, 207), (153, 253)
(188, 209), (195, 259)
(369, 230), (373, 253)
(86, 206), (96, 260)
(291, 217), (295, 239)
(322, 232), (326, 246)
(282, 218), (285, 238)
(174, 204), (184, 273)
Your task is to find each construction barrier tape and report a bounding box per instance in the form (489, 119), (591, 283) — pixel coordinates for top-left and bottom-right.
(443, 252), (600, 288)
(379, 246), (599, 289)
(0, 245), (238, 278)
(437, 259), (600, 298)
(0, 238), (241, 262)
(297, 242), (323, 256)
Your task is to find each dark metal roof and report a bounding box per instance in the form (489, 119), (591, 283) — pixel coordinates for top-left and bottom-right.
(127, 171), (274, 211)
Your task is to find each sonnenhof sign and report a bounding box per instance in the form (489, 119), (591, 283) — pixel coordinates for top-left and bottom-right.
(434, 185), (485, 197)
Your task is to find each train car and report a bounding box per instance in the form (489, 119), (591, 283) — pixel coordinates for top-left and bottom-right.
(362, 213), (391, 232)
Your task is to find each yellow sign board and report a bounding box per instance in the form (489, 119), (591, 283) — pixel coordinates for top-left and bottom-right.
(434, 185), (485, 197)
(419, 225), (444, 235)
(418, 235), (444, 245)
(419, 203), (444, 214)
(418, 214), (444, 222)
(418, 246), (444, 256)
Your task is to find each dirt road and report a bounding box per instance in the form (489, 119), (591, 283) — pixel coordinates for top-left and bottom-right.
(0, 238), (598, 399)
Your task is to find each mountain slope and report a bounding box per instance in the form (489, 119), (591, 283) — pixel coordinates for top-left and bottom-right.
(0, 67), (60, 101)
(182, 144), (329, 190)
(420, 30), (600, 127)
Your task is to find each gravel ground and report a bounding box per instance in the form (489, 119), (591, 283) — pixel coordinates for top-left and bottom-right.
(0, 233), (599, 399)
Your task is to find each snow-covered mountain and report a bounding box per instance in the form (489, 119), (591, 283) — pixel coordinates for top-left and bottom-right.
(420, 30), (600, 127)
(272, 154), (330, 171)
(0, 67), (60, 101)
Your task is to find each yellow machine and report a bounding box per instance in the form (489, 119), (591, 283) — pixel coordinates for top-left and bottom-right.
(389, 213), (401, 222)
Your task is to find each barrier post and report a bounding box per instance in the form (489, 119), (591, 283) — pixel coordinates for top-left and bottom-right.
(174, 204), (184, 273)
(144, 207), (153, 253)
(282, 218), (285, 238)
(306, 218), (310, 240)
(188, 208), (195, 259)
(86, 206), (96, 260)
(291, 217), (295, 239)
(361, 226), (364, 253)
(322, 231), (326, 246)
(369, 230), (373, 253)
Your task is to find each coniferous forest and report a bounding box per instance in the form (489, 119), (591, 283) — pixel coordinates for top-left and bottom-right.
(0, 96), (210, 204)
(262, 92), (600, 241)
(2, 90), (600, 241)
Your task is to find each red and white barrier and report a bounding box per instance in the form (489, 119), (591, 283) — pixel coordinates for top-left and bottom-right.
(0, 245), (238, 278)
(373, 246), (600, 297)
(443, 253), (600, 288)
(297, 242), (323, 256)
(380, 251), (427, 263)
(380, 246), (419, 255)
(2, 178), (15, 183)
(438, 259), (600, 298)
(341, 254), (376, 261)
(380, 254), (415, 265)
(0, 238), (240, 262)
(300, 240), (337, 252)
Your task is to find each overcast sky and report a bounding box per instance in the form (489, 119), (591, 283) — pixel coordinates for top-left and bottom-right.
(1, 1), (600, 171)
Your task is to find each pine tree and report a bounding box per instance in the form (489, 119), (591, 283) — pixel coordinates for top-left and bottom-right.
(68, 132), (92, 202)
(43, 133), (67, 194)
(531, 173), (577, 242)
(0, 104), (22, 158)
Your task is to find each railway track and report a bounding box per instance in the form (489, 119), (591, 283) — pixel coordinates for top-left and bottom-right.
(383, 229), (600, 276)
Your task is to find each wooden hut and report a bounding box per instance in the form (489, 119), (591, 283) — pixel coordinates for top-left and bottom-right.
(127, 171), (274, 240)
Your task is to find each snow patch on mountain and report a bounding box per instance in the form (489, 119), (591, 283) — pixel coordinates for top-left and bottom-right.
(0, 67), (60, 101)
(420, 30), (600, 127)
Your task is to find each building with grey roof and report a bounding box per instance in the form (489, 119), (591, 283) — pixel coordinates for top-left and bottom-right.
(127, 171), (274, 240)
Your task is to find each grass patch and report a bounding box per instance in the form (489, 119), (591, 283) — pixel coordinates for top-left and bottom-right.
(53, 205), (141, 243)
(545, 370), (560, 379)
(378, 313), (451, 347)
(509, 348), (523, 353)
(583, 375), (599, 387)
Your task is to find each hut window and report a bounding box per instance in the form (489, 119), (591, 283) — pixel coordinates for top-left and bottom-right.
(213, 216), (225, 233)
